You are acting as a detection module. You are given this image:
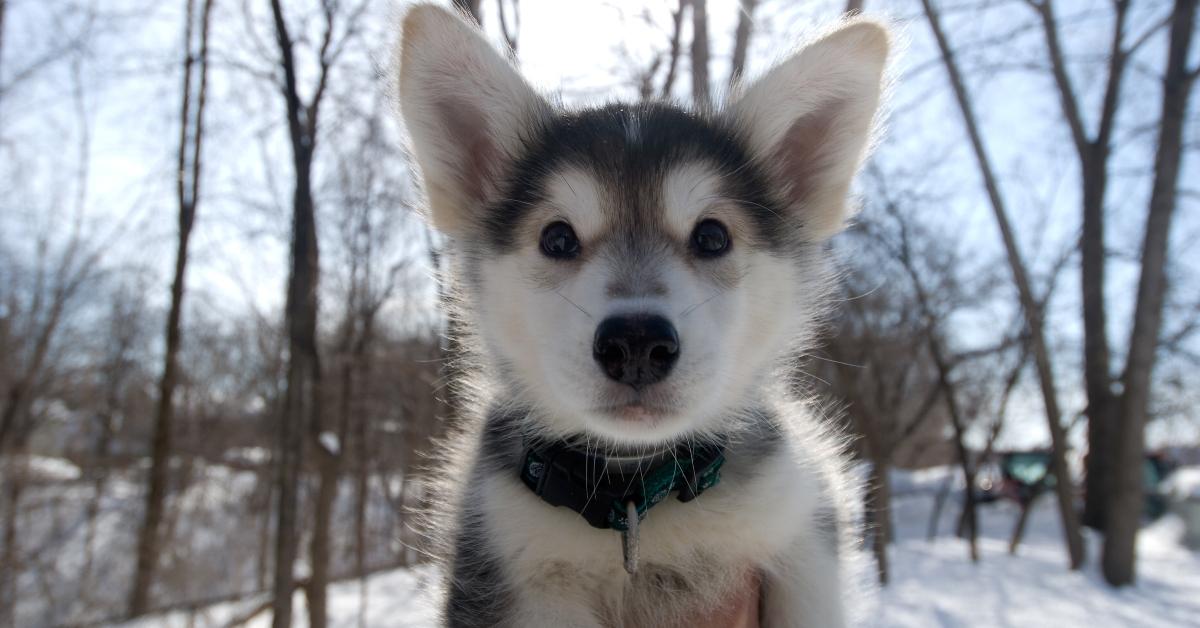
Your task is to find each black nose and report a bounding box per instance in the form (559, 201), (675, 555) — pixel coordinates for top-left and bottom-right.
(593, 315), (680, 388)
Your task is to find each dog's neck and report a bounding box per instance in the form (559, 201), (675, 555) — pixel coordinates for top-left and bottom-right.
(516, 431), (728, 533)
(471, 400), (784, 569)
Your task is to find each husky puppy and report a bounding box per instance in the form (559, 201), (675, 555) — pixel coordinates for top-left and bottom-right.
(395, 5), (890, 627)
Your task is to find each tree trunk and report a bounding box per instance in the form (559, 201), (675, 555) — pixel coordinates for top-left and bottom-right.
(1103, 0), (1197, 587)
(307, 440), (338, 628)
(83, 403), (117, 591)
(355, 432), (369, 628)
(129, 0), (213, 616)
(933, 346), (978, 562)
(1009, 490), (1041, 555)
(660, 0), (687, 99)
(921, 0), (1084, 569)
(1080, 152), (1117, 531)
(268, 1), (336, 623)
(1024, 0), (1130, 535)
(727, 0), (756, 88)
(690, 0), (710, 108)
(866, 457), (892, 584)
(307, 321), (363, 628)
(271, 155), (321, 628)
(927, 475), (952, 541)
(258, 463), (275, 592)
(354, 411), (369, 580)
(0, 470), (22, 627)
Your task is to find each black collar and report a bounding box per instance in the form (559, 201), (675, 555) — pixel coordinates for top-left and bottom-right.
(518, 438), (726, 531)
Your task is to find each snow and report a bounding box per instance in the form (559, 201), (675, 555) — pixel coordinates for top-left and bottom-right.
(106, 465), (1200, 628)
(225, 446), (271, 466)
(4, 454), (83, 482)
(320, 431), (341, 456)
(880, 496), (1200, 627)
(1163, 466), (1200, 500)
(889, 465), (961, 496)
(122, 566), (440, 628)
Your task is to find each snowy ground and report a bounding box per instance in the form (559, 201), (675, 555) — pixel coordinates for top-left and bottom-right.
(881, 479), (1200, 627)
(8, 456), (413, 627)
(112, 466), (1200, 628)
(121, 566), (441, 628)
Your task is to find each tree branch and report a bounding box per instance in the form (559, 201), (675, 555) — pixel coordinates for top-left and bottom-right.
(1026, 0), (1093, 159)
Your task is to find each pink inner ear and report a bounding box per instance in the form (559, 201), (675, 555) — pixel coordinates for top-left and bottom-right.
(436, 98), (500, 204)
(772, 100), (843, 206)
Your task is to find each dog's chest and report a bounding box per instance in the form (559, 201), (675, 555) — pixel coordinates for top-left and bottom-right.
(478, 443), (818, 619)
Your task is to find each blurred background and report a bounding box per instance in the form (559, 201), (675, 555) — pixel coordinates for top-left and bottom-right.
(0, 0), (1197, 626)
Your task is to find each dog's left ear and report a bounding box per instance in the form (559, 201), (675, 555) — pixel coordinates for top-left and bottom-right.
(396, 4), (550, 237)
(729, 19), (890, 241)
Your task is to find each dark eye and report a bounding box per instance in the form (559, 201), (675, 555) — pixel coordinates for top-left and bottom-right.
(691, 219), (730, 258)
(540, 221), (581, 259)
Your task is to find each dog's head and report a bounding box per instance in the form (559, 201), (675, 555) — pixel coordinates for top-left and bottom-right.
(397, 5), (889, 445)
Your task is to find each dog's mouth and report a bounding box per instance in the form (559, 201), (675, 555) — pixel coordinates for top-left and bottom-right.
(591, 394), (676, 423)
(608, 402), (669, 422)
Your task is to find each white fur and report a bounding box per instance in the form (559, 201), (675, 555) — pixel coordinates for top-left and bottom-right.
(485, 413), (842, 626)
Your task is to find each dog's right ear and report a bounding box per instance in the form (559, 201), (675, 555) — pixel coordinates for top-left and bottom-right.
(397, 4), (549, 236)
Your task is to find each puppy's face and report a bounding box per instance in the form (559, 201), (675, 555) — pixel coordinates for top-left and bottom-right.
(398, 6), (889, 445)
(469, 108), (825, 443)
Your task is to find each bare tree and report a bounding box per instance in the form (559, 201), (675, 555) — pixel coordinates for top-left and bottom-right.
(628, 1), (688, 101)
(128, 0), (215, 616)
(921, 0), (1085, 570)
(728, 0), (756, 88)
(881, 201), (989, 563)
(267, 0), (326, 624)
(316, 91), (410, 628)
(0, 209), (107, 627)
(824, 268), (944, 583)
(1103, 0), (1197, 586)
(83, 282), (149, 595)
(660, 0), (687, 99)
(1018, 0), (1177, 535)
(264, 0), (369, 624)
(690, 0), (710, 108)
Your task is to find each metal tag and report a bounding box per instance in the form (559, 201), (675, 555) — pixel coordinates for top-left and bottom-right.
(621, 500), (639, 575)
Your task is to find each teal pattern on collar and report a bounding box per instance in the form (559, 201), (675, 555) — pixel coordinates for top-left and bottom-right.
(604, 450), (725, 531)
(519, 439), (726, 531)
